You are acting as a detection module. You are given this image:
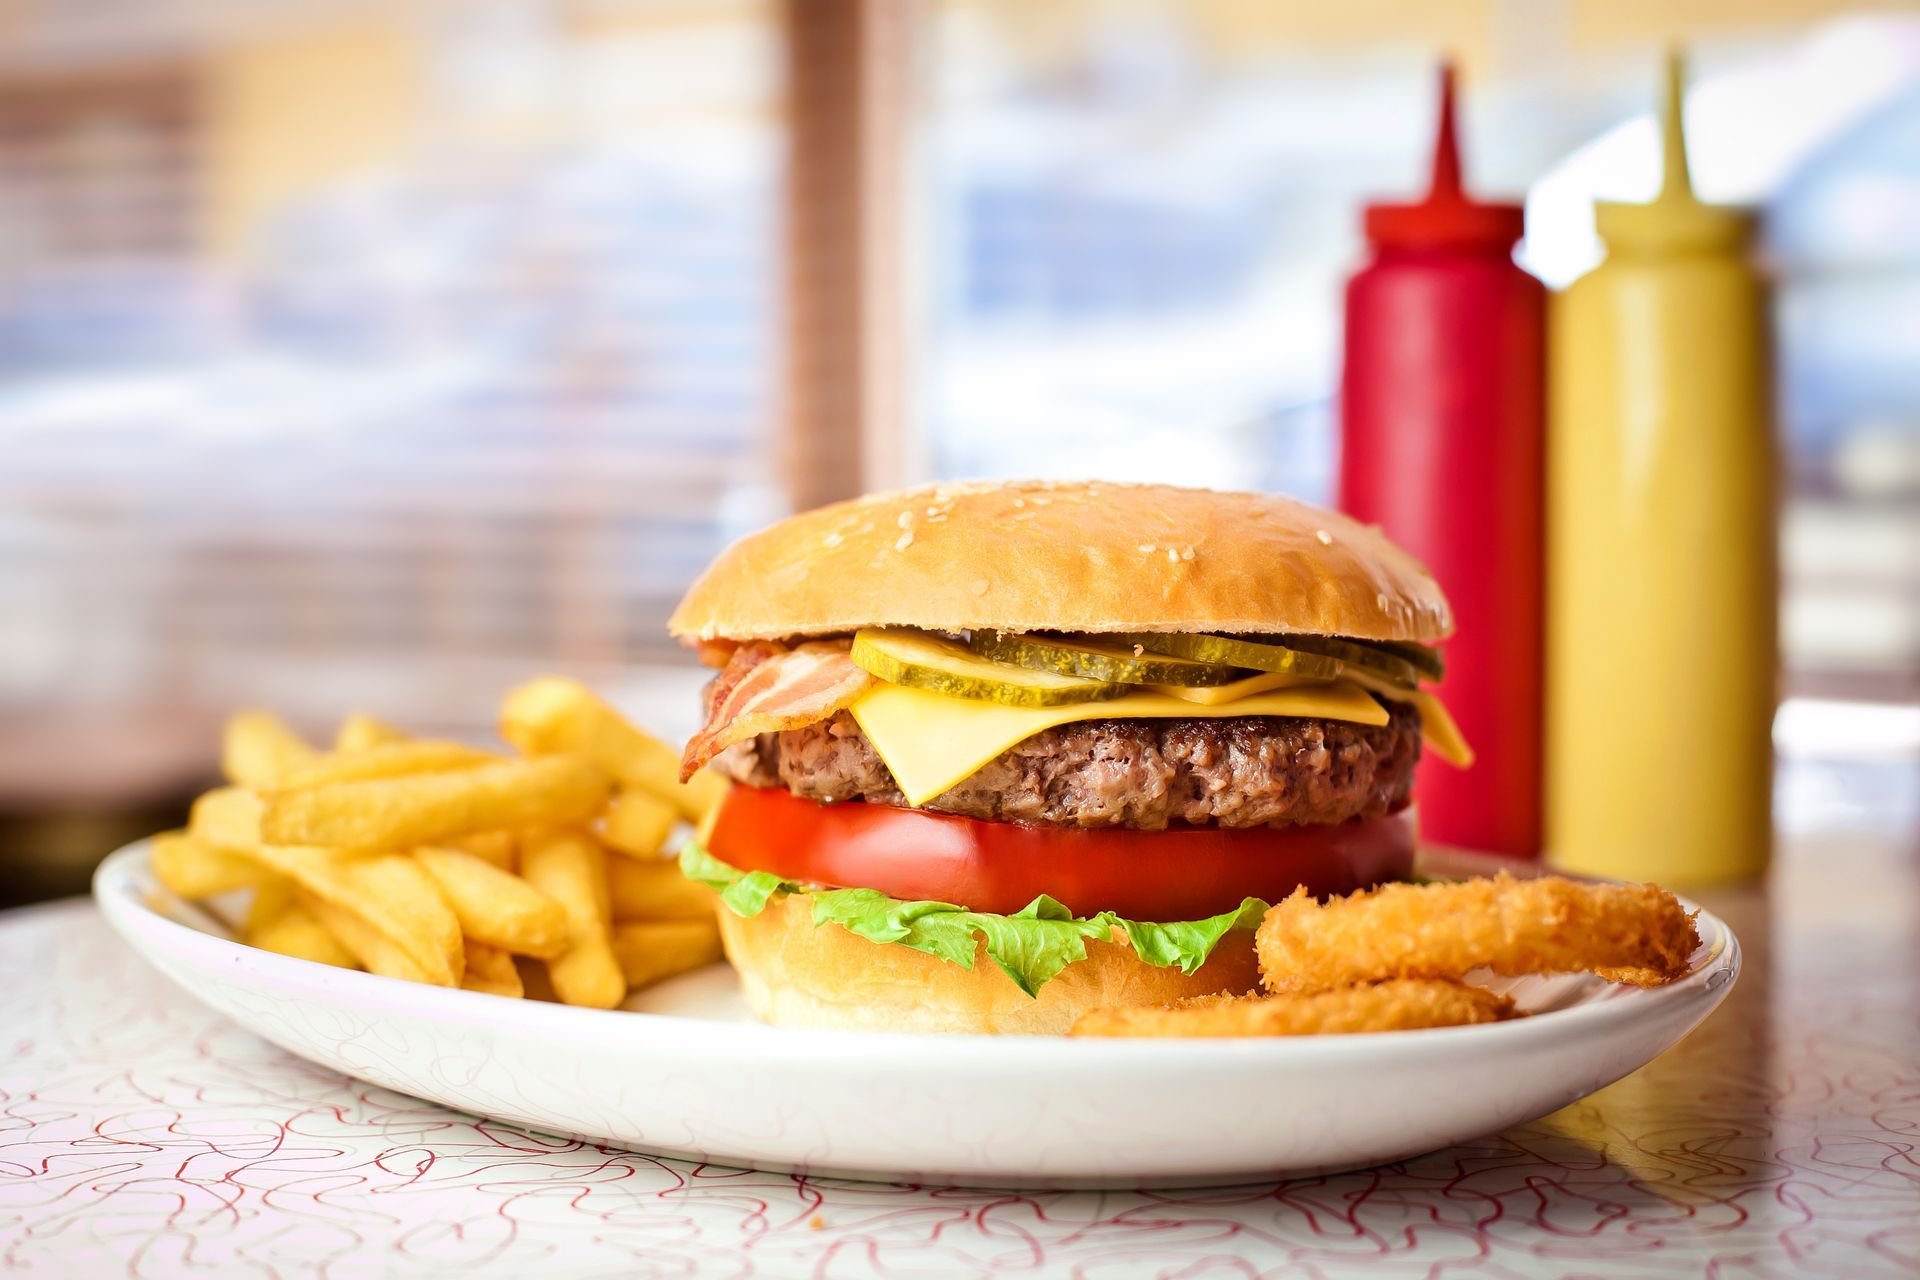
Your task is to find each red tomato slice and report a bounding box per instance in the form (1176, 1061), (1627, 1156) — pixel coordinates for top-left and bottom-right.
(705, 784), (1416, 921)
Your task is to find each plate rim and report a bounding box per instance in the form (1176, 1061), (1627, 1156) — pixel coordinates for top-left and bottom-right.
(93, 838), (1741, 1066)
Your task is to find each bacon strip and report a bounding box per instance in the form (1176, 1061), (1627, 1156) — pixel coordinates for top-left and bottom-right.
(680, 640), (874, 779)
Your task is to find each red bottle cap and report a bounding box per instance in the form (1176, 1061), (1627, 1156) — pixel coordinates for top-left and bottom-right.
(1364, 63), (1525, 251)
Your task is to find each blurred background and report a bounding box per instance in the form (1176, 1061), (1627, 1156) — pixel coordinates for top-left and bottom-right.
(2, 0), (1915, 903)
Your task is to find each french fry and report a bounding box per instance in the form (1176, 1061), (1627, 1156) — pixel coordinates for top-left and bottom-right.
(188, 787), (361, 879)
(249, 902), (359, 969)
(188, 787), (267, 851)
(335, 711), (408, 752)
(684, 770), (730, 822)
(611, 919), (723, 991)
(222, 711), (317, 788)
(520, 829), (626, 1009)
(500, 677), (726, 821)
(303, 892), (430, 982)
(461, 942), (524, 997)
(451, 829), (516, 870)
(152, 829), (279, 898)
(260, 756), (609, 850)
(600, 789), (678, 859)
(246, 877), (297, 933)
(181, 693), (726, 1005)
(415, 846), (568, 958)
(607, 853), (720, 923)
(272, 740), (499, 790)
(249, 847), (464, 986)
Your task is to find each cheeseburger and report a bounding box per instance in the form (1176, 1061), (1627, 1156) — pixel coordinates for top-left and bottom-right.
(669, 480), (1469, 1034)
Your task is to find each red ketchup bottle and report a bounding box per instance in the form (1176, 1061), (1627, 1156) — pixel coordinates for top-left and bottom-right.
(1337, 64), (1545, 859)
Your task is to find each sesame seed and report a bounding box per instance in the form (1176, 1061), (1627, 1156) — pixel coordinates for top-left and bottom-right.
(1315, 529), (1332, 546)
(1013, 497), (1025, 508)
(1167, 547), (1179, 563)
(1181, 546), (1195, 561)
(969, 577), (990, 595)
(1376, 592), (1390, 610)
(823, 531), (844, 547)
(1139, 543), (1157, 554)
(897, 511), (914, 528)
(896, 532), (914, 551)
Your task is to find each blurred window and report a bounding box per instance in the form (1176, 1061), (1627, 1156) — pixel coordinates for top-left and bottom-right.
(0, 1), (783, 799)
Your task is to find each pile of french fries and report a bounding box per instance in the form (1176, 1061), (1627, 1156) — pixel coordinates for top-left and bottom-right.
(151, 677), (732, 1008)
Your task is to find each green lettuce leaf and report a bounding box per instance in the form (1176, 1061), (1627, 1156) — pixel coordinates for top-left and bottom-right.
(679, 842), (1266, 998)
(719, 870), (787, 917)
(1120, 898), (1268, 975)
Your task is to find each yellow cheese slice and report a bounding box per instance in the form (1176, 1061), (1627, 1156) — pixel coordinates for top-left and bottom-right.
(1407, 688), (1474, 767)
(1148, 670), (1305, 705)
(1337, 668), (1475, 767)
(849, 679), (1390, 806)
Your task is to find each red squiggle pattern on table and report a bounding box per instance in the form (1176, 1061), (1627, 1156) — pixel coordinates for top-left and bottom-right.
(3, 886), (1916, 1278)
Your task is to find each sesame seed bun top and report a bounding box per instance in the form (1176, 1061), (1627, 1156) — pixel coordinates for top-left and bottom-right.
(667, 479), (1452, 644)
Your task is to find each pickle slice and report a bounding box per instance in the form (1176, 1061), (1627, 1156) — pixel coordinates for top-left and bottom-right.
(1116, 632), (1344, 682)
(968, 631), (1247, 687)
(1259, 634), (1419, 688)
(851, 629), (1123, 707)
(1372, 638), (1445, 681)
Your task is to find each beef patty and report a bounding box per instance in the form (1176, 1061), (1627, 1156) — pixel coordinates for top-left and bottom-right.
(711, 702), (1421, 831)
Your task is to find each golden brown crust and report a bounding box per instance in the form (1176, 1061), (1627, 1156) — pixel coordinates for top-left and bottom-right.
(669, 480), (1452, 644)
(1070, 980), (1516, 1038)
(716, 891), (1262, 1035)
(1256, 873), (1701, 994)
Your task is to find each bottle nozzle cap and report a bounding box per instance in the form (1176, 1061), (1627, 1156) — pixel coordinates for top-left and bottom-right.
(1595, 49), (1753, 253)
(1364, 62), (1525, 250)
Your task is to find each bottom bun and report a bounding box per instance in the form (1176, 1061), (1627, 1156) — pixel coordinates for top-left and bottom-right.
(717, 892), (1262, 1035)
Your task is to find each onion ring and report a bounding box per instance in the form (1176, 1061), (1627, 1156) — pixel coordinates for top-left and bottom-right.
(1257, 872), (1699, 995)
(1070, 980), (1516, 1038)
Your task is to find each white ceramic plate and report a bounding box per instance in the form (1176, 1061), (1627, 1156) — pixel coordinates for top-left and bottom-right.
(95, 839), (1738, 1188)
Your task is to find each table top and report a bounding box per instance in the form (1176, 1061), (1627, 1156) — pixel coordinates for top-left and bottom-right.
(4, 828), (1916, 1279)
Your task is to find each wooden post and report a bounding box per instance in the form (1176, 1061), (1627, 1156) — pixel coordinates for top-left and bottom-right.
(780, 0), (915, 511)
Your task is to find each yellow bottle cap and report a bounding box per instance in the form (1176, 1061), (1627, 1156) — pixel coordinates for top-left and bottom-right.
(1595, 50), (1754, 254)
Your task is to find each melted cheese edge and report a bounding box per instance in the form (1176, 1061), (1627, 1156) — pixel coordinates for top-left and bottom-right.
(1337, 669), (1475, 769)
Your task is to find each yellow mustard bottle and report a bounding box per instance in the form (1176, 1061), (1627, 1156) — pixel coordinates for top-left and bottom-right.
(1547, 52), (1776, 886)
